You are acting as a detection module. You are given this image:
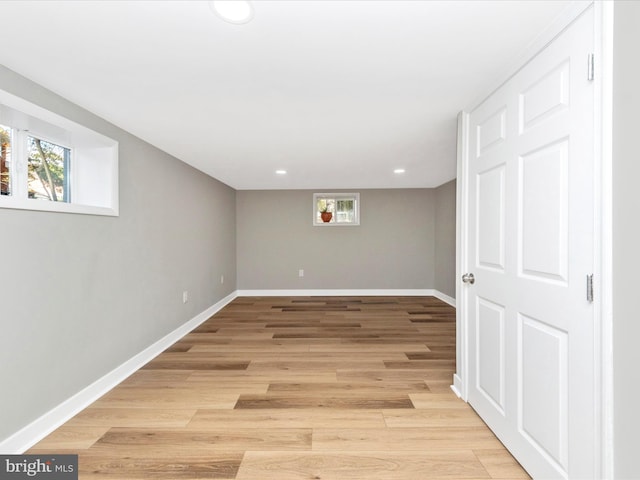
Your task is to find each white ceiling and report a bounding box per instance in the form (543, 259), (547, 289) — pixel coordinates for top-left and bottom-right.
(0, 0), (570, 190)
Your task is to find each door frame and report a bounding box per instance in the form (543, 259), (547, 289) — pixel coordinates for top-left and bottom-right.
(454, 1), (614, 477)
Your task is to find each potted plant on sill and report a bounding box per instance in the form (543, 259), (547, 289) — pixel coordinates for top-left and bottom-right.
(320, 205), (333, 223)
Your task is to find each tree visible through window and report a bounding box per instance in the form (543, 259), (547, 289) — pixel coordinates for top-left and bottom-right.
(0, 124), (11, 196)
(27, 136), (70, 202)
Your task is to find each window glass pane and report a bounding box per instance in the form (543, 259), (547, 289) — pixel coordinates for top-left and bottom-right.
(0, 124), (11, 196)
(27, 136), (71, 202)
(336, 199), (354, 223)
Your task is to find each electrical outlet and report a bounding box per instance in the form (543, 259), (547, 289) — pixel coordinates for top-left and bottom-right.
(220, 274), (224, 284)
(182, 291), (188, 303)
(299, 269), (304, 277)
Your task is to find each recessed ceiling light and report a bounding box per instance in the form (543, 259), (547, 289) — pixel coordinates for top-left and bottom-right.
(394, 168), (406, 174)
(209, 1), (254, 25)
(275, 169), (287, 175)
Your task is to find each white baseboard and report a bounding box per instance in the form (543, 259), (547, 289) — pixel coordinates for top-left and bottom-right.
(237, 289), (456, 304)
(431, 291), (456, 307)
(0, 291), (237, 454)
(451, 374), (464, 399)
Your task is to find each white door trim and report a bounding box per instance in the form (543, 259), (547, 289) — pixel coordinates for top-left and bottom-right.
(454, 110), (470, 401)
(454, 1), (613, 476)
(593, 1), (614, 478)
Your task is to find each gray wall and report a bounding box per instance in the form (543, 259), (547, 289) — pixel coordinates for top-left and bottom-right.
(434, 180), (456, 299)
(613, 2), (640, 478)
(236, 189), (438, 290)
(0, 66), (237, 444)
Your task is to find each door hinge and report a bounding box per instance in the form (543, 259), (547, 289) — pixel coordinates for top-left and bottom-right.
(587, 53), (595, 81)
(586, 274), (594, 302)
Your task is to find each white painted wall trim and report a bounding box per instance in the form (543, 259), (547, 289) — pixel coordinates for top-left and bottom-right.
(431, 291), (456, 308)
(595, 1), (614, 477)
(455, 110), (470, 402)
(451, 374), (464, 398)
(0, 291), (238, 454)
(237, 289), (456, 307)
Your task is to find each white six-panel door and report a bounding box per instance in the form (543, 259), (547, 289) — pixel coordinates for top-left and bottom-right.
(462, 6), (596, 479)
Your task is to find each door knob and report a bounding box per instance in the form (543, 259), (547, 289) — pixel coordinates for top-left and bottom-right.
(462, 273), (475, 285)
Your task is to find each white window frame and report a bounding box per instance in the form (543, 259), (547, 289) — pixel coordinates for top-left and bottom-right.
(313, 192), (360, 226)
(0, 89), (119, 216)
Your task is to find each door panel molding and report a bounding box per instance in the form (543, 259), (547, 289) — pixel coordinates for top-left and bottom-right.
(518, 313), (569, 470)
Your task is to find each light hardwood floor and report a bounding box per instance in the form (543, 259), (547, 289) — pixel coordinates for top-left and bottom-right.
(28, 296), (530, 479)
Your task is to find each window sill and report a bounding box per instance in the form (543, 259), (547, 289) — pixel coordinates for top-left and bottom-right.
(0, 197), (118, 217)
(313, 222), (360, 227)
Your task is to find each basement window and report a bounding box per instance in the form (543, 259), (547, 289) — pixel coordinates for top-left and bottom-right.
(0, 89), (118, 216)
(313, 193), (360, 226)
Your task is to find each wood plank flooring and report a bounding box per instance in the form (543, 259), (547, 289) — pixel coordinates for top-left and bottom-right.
(28, 296), (529, 479)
